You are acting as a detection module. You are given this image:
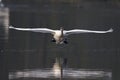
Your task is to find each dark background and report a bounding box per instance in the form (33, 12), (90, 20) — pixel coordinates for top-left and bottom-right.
(0, 0), (120, 80)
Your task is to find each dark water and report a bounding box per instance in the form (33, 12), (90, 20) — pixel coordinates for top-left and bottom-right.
(1, 0), (120, 80)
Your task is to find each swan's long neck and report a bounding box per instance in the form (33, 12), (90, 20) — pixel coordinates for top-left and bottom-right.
(60, 27), (64, 37)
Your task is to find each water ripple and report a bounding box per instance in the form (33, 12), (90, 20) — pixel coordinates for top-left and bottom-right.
(9, 68), (112, 79)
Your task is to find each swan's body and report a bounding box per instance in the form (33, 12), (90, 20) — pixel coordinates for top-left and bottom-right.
(9, 26), (113, 44)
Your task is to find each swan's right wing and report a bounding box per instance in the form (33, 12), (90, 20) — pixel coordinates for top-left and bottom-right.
(64, 28), (113, 35)
(9, 26), (55, 33)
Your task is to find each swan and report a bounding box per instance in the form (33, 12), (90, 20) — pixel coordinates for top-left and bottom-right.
(9, 26), (113, 44)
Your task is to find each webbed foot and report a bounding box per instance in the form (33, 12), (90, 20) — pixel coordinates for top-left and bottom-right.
(51, 39), (56, 42)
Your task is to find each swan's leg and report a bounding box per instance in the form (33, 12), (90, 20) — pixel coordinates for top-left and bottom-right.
(51, 38), (56, 42)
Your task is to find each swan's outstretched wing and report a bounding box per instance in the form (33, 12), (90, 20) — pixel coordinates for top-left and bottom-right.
(9, 26), (55, 33)
(64, 28), (113, 35)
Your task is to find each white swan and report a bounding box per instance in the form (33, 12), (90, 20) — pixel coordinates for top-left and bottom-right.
(9, 26), (113, 44)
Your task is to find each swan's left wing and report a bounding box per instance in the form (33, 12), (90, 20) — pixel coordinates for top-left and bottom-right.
(9, 26), (55, 33)
(64, 28), (113, 35)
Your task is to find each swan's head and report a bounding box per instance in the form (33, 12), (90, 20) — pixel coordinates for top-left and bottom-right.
(60, 27), (63, 31)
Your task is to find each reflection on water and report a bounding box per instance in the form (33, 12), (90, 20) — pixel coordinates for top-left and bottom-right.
(52, 58), (61, 77)
(9, 68), (111, 80)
